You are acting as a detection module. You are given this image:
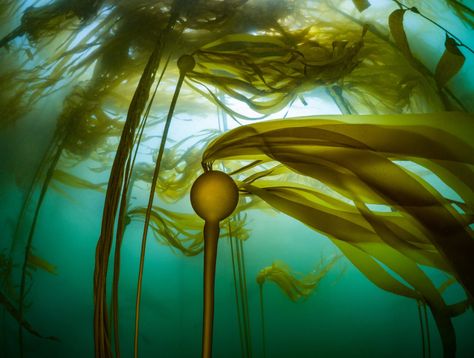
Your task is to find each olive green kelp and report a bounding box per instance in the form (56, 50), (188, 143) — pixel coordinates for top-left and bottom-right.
(256, 255), (342, 302)
(201, 112), (474, 358)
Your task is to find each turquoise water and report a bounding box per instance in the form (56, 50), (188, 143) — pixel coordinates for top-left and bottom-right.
(1, 1), (474, 357)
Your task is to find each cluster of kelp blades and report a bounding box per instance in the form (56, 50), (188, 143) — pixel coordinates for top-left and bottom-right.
(0, 0), (473, 357)
(201, 112), (474, 357)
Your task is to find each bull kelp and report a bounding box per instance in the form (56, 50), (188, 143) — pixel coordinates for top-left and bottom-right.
(0, 0), (473, 357)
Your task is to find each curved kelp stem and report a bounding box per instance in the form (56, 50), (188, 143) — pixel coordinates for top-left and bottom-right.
(258, 284), (267, 358)
(236, 236), (252, 357)
(417, 299), (426, 358)
(202, 220), (219, 358)
(18, 141), (63, 358)
(191, 171), (239, 358)
(133, 54), (195, 358)
(228, 220), (252, 358)
(1, 291), (58, 342)
(228, 222), (246, 357)
(423, 300), (432, 358)
(110, 49), (174, 358)
(93, 27), (172, 358)
(9, 142), (55, 254)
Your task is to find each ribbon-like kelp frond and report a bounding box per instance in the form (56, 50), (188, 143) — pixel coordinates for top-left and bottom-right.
(133, 130), (220, 203)
(51, 169), (107, 193)
(256, 255), (342, 302)
(1, 1), (472, 357)
(0, 250), (57, 341)
(187, 26), (366, 119)
(202, 112), (474, 357)
(128, 207), (249, 257)
(26, 252), (57, 275)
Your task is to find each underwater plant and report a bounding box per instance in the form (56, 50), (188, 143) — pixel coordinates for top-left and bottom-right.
(256, 255), (342, 302)
(199, 112), (474, 357)
(0, 0), (473, 357)
(256, 255), (342, 357)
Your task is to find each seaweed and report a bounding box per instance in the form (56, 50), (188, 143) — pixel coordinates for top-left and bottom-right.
(190, 170), (239, 358)
(256, 255), (341, 302)
(228, 217), (252, 358)
(201, 112), (474, 357)
(0, 290), (58, 342)
(256, 255), (341, 357)
(0, 1), (473, 357)
(187, 26), (367, 119)
(256, 255), (342, 357)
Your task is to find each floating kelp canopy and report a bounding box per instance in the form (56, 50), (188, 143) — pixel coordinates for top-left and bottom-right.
(0, 0), (473, 357)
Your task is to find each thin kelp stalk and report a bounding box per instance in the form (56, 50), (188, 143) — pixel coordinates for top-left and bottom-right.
(417, 299), (426, 358)
(326, 86), (355, 115)
(258, 284), (267, 358)
(236, 235), (253, 357)
(191, 171), (239, 358)
(228, 221), (246, 357)
(0, 290), (57, 342)
(423, 300), (432, 358)
(417, 298), (432, 358)
(229, 228), (252, 358)
(110, 49), (174, 358)
(93, 14), (177, 356)
(133, 54), (195, 358)
(393, 0), (473, 54)
(9, 141), (54, 254)
(17, 139), (63, 358)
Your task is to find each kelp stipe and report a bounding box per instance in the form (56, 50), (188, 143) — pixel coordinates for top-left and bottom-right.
(133, 53), (195, 358)
(0, 0), (473, 356)
(227, 218), (252, 358)
(190, 170), (239, 358)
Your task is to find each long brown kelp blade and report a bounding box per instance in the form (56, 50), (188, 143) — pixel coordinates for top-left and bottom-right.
(201, 112), (474, 357)
(389, 8), (413, 61)
(435, 35), (466, 88)
(352, 0), (371, 12)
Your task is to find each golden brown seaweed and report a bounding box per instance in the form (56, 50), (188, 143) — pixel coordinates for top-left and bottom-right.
(201, 112), (474, 357)
(256, 255), (341, 302)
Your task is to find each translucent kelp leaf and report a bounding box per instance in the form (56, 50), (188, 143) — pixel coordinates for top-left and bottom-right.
(435, 35), (466, 88)
(256, 255), (341, 302)
(389, 9), (413, 61)
(51, 169), (106, 193)
(352, 0), (371, 12)
(202, 113), (474, 356)
(128, 207), (250, 256)
(188, 27), (366, 118)
(134, 130), (220, 203)
(27, 252), (57, 275)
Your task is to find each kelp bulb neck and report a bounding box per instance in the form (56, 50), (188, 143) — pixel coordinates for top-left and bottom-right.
(190, 170), (239, 223)
(178, 54), (195, 73)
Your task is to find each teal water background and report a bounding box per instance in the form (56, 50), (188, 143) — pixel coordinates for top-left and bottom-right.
(1, 0), (474, 357)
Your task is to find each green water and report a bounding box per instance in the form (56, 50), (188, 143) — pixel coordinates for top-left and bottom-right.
(1, 0), (474, 357)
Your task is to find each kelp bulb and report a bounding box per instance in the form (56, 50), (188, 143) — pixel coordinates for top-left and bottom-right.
(190, 170), (238, 223)
(191, 170), (239, 358)
(177, 54), (195, 73)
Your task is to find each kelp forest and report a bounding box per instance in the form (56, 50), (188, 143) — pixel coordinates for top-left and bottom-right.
(0, 0), (473, 357)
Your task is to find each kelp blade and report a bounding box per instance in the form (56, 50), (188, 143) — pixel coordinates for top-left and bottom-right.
(201, 112), (474, 356)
